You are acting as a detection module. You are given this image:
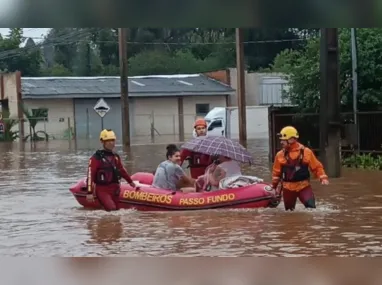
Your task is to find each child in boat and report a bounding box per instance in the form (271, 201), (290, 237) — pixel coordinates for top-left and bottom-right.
(152, 144), (196, 193)
(196, 155), (242, 192)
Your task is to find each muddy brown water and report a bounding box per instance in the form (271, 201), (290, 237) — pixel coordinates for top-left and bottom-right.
(0, 139), (382, 257)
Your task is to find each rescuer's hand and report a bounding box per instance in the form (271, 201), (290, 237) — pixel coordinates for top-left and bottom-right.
(321, 179), (329, 185)
(272, 184), (282, 197)
(129, 182), (139, 189)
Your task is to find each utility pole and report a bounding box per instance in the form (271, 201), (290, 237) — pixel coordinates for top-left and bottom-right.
(319, 28), (341, 178)
(119, 28), (130, 147)
(86, 42), (91, 75)
(235, 28), (247, 147)
(350, 28), (360, 153)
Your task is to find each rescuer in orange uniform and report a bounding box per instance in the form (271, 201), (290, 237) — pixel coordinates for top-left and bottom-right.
(272, 126), (329, 211)
(180, 119), (212, 179)
(87, 129), (137, 211)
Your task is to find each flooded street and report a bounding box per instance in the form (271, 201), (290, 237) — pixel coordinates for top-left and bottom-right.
(1, 139), (382, 257)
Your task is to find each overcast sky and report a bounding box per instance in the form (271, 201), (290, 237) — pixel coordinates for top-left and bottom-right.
(0, 28), (50, 42)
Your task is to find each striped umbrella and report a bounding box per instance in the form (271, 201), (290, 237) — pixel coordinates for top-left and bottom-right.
(181, 136), (253, 164)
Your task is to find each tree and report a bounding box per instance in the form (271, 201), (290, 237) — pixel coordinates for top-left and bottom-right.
(272, 28), (382, 112)
(0, 28), (43, 76)
(72, 41), (103, 76)
(21, 106), (49, 141)
(0, 109), (19, 142)
(41, 63), (72, 76)
(44, 28), (83, 72)
(40, 28), (316, 77)
(128, 49), (223, 75)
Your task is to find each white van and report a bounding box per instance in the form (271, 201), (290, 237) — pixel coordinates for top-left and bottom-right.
(204, 106), (270, 139)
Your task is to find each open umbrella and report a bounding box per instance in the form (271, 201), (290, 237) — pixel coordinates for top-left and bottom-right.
(181, 136), (253, 164)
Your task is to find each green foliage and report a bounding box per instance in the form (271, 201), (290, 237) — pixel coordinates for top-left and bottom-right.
(21, 105), (49, 141)
(40, 28), (316, 77)
(63, 127), (74, 139)
(272, 28), (382, 112)
(128, 49), (223, 75)
(0, 109), (19, 142)
(342, 154), (382, 170)
(1, 28), (319, 77)
(41, 64), (72, 76)
(0, 119), (19, 142)
(0, 28), (43, 76)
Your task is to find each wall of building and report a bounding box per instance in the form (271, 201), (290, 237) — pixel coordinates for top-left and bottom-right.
(73, 95), (227, 141)
(23, 98), (75, 139)
(204, 70), (230, 85)
(133, 97), (178, 137)
(182, 95), (227, 132)
(228, 68), (290, 106)
(1, 72), (20, 118)
(206, 68), (291, 107)
(134, 95), (227, 138)
(73, 98), (133, 140)
(0, 72), (23, 138)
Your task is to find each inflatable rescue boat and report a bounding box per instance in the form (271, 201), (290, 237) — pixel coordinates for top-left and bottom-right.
(69, 172), (280, 211)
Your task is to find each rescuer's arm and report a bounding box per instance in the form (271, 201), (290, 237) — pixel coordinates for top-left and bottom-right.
(87, 156), (98, 196)
(114, 155), (135, 187)
(271, 152), (282, 188)
(179, 149), (191, 166)
(175, 164), (195, 187)
(306, 149), (329, 183)
(209, 165), (226, 187)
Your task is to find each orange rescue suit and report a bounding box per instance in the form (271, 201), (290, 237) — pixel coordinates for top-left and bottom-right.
(272, 142), (328, 192)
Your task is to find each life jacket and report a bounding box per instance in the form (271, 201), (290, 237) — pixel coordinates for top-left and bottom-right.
(93, 150), (121, 185)
(187, 152), (211, 169)
(281, 147), (310, 182)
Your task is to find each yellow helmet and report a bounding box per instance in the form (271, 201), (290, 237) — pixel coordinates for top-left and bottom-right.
(278, 126), (299, 140)
(99, 129), (116, 141)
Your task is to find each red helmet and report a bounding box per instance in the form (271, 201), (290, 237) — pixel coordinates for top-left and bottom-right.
(194, 119), (207, 128)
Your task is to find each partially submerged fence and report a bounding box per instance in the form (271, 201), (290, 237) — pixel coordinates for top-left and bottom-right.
(269, 108), (382, 160)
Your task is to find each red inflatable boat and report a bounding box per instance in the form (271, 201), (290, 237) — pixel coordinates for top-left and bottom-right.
(69, 172), (281, 211)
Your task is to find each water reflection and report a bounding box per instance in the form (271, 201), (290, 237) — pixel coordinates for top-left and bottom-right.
(0, 140), (382, 256)
(86, 215), (123, 245)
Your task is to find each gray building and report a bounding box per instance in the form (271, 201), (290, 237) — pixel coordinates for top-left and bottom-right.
(21, 74), (235, 142)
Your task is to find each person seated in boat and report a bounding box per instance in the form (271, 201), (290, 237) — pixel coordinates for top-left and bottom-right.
(152, 144), (196, 193)
(179, 119), (213, 179)
(196, 155), (242, 192)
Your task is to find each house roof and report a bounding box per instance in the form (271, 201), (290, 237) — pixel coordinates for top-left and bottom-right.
(21, 74), (235, 99)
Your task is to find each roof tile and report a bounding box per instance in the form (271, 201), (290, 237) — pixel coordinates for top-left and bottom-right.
(21, 74), (235, 99)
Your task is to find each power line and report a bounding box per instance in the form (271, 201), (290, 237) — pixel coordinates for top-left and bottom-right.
(0, 29), (92, 61)
(27, 37), (306, 45)
(0, 36), (306, 62)
(0, 26), (312, 64)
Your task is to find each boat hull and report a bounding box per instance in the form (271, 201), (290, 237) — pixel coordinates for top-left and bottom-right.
(69, 172), (280, 211)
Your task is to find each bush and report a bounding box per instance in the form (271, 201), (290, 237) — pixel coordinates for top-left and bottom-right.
(342, 153), (382, 170)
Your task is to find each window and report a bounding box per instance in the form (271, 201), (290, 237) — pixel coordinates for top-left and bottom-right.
(31, 108), (49, 122)
(0, 99), (8, 113)
(195, 104), (210, 116)
(208, 120), (222, 131)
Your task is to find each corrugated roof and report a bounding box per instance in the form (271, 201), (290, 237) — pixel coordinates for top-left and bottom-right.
(21, 74), (235, 99)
